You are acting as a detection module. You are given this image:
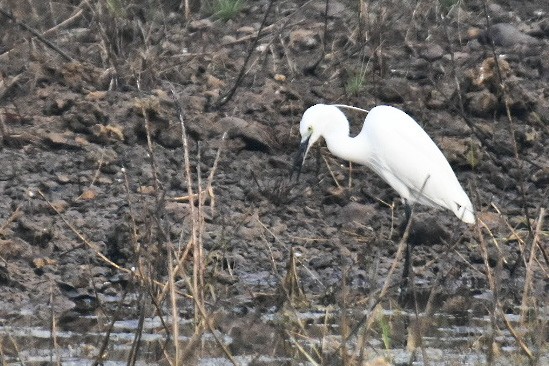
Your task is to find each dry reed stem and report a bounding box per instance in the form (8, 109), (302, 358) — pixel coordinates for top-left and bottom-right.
(476, 217), (500, 364)
(156, 237), (193, 304)
(157, 132), (227, 303)
(5, 333), (22, 365)
(37, 190), (192, 300)
(501, 310), (534, 360)
(177, 328), (201, 364)
(479, 218), (505, 264)
(49, 281), (61, 365)
(339, 212), (413, 359)
(127, 292), (146, 366)
(204, 132), (227, 214)
(197, 143), (205, 307)
(161, 129), (225, 311)
(172, 88), (204, 325)
(121, 166), (143, 270)
(0, 204), (22, 236)
(88, 151), (105, 188)
(171, 188), (213, 202)
(38, 190), (127, 273)
(182, 276), (239, 365)
(257, 218), (331, 362)
(520, 208), (546, 321)
(168, 250), (181, 366)
(92, 287), (130, 366)
(258, 217), (330, 307)
(141, 106), (162, 207)
(170, 89), (236, 363)
(285, 330), (321, 366)
(322, 154), (342, 189)
(490, 203), (528, 265)
(184, 0), (190, 20)
(482, 0), (534, 230)
(0, 75), (22, 101)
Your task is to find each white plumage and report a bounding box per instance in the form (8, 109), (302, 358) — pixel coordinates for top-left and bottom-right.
(296, 104), (475, 224)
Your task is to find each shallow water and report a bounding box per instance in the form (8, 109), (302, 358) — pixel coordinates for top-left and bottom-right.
(0, 305), (546, 365)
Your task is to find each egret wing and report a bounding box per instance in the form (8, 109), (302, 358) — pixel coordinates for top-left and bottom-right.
(361, 106), (465, 209)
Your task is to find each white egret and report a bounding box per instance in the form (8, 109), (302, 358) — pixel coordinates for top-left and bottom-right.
(294, 104), (475, 224)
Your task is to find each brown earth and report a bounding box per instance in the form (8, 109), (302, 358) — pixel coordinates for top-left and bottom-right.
(0, 0), (548, 361)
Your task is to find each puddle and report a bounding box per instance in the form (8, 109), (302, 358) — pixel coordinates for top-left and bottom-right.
(0, 305), (546, 365)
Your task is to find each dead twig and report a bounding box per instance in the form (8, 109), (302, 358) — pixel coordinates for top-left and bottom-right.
(216, 0), (276, 107)
(501, 310), (534, 360)
(520, 208), (546, 320)
(480, 0), (534, 232)
(0, 8), (74, 62)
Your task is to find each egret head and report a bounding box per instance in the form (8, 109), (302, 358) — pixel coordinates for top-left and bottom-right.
(292, 104), (349, 179)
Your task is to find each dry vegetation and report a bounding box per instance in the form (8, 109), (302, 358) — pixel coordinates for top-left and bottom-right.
(0, 0), (548, 365)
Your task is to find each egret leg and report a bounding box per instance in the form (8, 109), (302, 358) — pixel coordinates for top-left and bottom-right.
(399, 203), (413, 303)
(401, 204), (412, 279)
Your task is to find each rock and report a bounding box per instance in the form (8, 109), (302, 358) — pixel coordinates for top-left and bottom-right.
(540, 18), (549, 37)
(55, 173), (72, 184)
(157, 127), (183, 148)
(236, 26), (255, 34)
(218, 116), (278, 152)
(16, 217), (53, 248)
(467, 27), (482, 40)
(465, 90), (498, 117)
(442, 295), (471, 314)
(335, 202), (376, 225)
(479, 23), (541, 46)
(289, 29), (319, 50)
(437, 137), (474, 165)
(50, 200), (69, 213)
(469, 57), (512, 90)
(44, 132), (83, 150)
(375, 78), (412, 103)
(90, 124), (125, 143)
(476, 212), (505, 231)
(487, 3), (512, 23)
(489, 170), (513, 190)
(420, 44), (445, 61)
(164, 201), (192, 222)
(407, 57), (430, 80)
(43, 97), (74, 116)
(321, 186), (349, 206)
(31, 257), (57, 271)
(312, 1), (346, 17)
(221, 35), (237, 44)
(0, 238), (30, 259)
(363, 357), (392, 366)
(504, 80), (537, 114)
(188, 18), (213, 31)
(515, 125), (541, 148)
(407, 217), (449, 246)
(426, 89), (447, 109)
(309, 254), (334, 269)
(237, 226), (262, 241)
(531, 166), (549, 187)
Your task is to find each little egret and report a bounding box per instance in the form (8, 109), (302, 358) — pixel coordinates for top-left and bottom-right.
(293, 104), (475, 224)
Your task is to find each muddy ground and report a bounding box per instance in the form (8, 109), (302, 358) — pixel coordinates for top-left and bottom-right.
(0, 0), (548, 363)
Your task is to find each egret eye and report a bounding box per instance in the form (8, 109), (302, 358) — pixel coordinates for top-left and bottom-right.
(307, 126), (312, 131)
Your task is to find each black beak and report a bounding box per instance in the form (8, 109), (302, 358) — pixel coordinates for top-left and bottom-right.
(291, 136), (310, 180)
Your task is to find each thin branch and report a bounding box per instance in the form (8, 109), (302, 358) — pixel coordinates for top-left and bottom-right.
(0, 8), (74, 62)
(216, 0), (276, 107)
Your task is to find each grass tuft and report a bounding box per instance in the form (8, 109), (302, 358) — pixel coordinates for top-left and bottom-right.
(345, 72), (367, 96)
(206, 0), (245, 21)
